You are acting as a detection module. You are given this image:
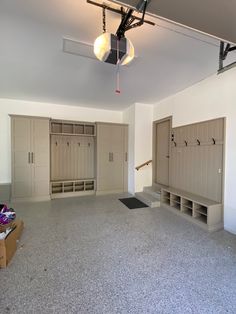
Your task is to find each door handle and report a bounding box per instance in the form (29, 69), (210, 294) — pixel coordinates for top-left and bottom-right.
(28, 152), (31, 164)
(31, 152), (34, 164)
(109, 152), (114, 162)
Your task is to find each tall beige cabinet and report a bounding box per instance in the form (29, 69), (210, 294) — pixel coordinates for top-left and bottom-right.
(96, 123), (128, 194)
(11, 116), (50, 201)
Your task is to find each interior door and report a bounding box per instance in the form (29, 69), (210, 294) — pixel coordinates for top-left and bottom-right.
(12, 117), (32, 198)
(155, 119), (171, 186)
(32, 119), (50, 197)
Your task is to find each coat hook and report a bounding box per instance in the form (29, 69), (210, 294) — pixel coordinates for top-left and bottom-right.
(78, 142), (80, 146)
(88, 143), (90, 147)
(56, 141), (58, 146)
(212, 137), (216, 145)
(197, 139), (200, 145)
(184, 140), (188, 147)
(174, 141), (177, 147)
(67, 142), (69, 147)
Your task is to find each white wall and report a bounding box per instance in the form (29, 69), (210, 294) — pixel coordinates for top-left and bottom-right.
(0, 98), (122, 184)
(153, 67), (236, 234)
(123, 103), (153, 194)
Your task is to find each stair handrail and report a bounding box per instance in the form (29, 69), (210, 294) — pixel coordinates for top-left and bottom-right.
(135, 160), (152, 171)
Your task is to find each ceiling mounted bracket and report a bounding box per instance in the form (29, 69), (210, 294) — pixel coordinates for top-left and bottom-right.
(116, 0), (150, 39)
(218, 41), (236, 74)
(86, 0), (154, 29)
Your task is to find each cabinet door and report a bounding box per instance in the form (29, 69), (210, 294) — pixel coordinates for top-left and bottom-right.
(96, 124), (113, 191)
(111, 125), (125, 191)
(11, 117), (32, 198)
(97, 123), (127, 193)
(123, 126), (128, 192)
(31, 119), (50, 197)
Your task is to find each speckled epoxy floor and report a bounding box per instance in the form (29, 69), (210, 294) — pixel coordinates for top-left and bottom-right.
(1, 194), (236, 314)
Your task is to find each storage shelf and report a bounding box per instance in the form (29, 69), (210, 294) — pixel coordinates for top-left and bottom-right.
(51, 179), (96, 198)
(182, 207), (192, 216)
(50, 120), (96, 136)
(161, 187), (223, 232)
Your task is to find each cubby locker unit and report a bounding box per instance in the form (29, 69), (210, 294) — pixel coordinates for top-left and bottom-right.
(50, 119), (96, 136)
(161, 187), (223, 232)
(51, 180), (96, 199)
(50, 119), (96, 198)
(11, 115), (50, 201)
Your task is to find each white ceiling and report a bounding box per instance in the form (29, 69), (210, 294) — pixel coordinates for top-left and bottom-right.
(0, 0), (230, 110)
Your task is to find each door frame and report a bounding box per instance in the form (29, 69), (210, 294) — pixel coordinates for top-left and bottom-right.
(152, 116), (172, 186)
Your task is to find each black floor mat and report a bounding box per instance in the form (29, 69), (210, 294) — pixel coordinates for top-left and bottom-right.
(119, 197), (148, 209)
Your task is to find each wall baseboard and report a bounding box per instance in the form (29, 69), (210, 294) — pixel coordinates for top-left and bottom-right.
(0, 183), (11, 202)
(224, 225), (236, 235)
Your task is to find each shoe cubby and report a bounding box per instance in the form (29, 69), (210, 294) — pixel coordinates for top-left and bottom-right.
(170, 194), (181, 210)
(161, 187), (223, 232)
(181, 198), (193, 216)
(161, 190), (171, 205)
(85, 181), (94, 191)
(51, 179), (96, 198)
(51, 182), (63, 194)
(75, 181), (84, 192)
(50, 120), (96, 136)
(63, 182), (74, 193)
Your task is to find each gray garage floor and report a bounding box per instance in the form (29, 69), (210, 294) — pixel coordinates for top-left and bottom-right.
(1, 194), (236, 314)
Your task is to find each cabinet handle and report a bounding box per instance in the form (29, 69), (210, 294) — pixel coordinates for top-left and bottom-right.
(28, 152), (31, 164)
(31, 152), (34, 164)
(125, 152), (128, 162)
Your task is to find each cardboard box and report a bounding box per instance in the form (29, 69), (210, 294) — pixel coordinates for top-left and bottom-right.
(0, 220), (24, 268)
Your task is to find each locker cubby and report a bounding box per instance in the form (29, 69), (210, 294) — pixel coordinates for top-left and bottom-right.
(171, 194), (181, 203)
(182, 206), (192, 216)
(51, 122), (62, 134)
(51, 183), (63, 194)
(62, 124), (73, 134)
(85, 181), (94, 191)
(75, 182), (84, 192)
(51, 180), (96, 198)
(171, 201), (181, 210)
(85, 125), (95, 135)
(161, 187), (223, 232)
(74, 124), (84, 135)
(194, 212), (207, 224)
(63, 182), (74, 193)
(194, 204), (207, 216)
(182, 198), (193, 209)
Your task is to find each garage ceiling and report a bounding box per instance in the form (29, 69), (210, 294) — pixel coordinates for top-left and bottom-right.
(0, 0), (233, 110)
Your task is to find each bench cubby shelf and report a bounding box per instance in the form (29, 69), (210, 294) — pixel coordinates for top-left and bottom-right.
(50, 120), (96, 136)
(51, 179), (96, 199)
(161, 187), (223, 232)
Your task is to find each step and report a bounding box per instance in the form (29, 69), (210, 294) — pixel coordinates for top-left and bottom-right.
(135, 192), (161, 208)
(143, 186), (161, 199)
